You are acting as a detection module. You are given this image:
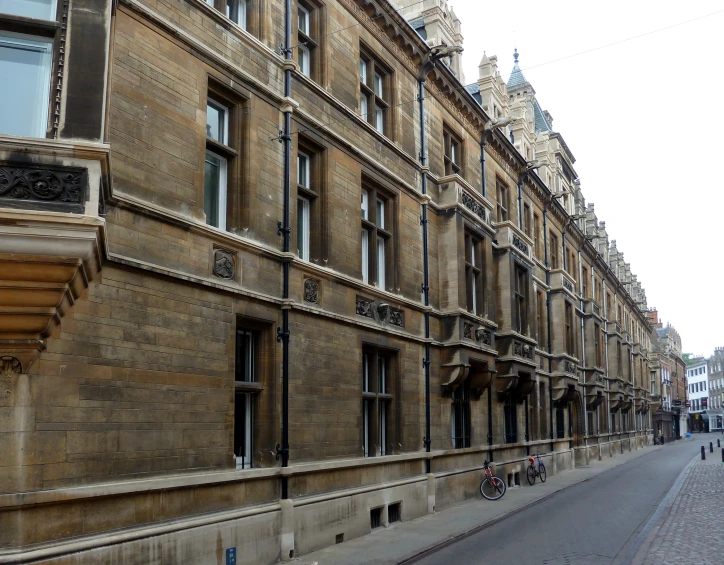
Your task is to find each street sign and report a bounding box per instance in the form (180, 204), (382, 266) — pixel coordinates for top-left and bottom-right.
(673, 400), (682, 406)
(685, 401), (691, 407)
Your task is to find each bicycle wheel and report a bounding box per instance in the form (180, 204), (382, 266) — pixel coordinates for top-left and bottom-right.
(539, 463), (547, 483)
(480, 476), (506, 500)
(527, 464), (536, 485)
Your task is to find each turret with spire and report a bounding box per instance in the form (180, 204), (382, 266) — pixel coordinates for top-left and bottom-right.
(390, 0), (465, 82)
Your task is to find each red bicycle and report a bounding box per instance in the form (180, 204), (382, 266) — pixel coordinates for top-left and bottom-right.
(480, 460), (507, 500)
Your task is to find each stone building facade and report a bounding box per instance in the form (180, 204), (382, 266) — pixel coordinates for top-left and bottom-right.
(0, 0), (656, 563)
(647, 309), (687, 441)
(687, 356), (709, 432)
(707, 347), (724, 429)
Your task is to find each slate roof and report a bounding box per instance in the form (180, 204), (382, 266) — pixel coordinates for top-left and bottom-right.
(506, 49), (529, 89)
(533, 99), (553, 133)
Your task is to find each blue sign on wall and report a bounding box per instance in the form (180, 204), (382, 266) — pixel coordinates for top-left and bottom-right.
(226, 547), (237, 565)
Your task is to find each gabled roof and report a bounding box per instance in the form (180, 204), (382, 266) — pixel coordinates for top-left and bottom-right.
(506, 49), (530, 90)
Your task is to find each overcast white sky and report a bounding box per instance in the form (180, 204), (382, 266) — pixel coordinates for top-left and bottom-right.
(450, 0), (724, 357)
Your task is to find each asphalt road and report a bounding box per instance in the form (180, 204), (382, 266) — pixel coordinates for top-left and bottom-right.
(413, 436), (707, 565)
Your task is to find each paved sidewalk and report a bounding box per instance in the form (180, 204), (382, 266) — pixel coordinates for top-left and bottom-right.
(296, 445), (663, 565)
(631, 441), (724, 565)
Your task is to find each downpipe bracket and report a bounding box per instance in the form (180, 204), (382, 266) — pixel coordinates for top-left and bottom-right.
(276, 327), (290, 343)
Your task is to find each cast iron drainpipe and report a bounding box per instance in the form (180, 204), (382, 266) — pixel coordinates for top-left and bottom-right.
(417, 77), (432, 473)
(480, 128), (493, 460)
(276, 0), (292, 500)
(561, 218), (572, 449)
(578, 249), (587, 444)
(543, 200), (554, 453)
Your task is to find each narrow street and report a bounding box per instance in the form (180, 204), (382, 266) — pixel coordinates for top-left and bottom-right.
(413, 437), (715, 565)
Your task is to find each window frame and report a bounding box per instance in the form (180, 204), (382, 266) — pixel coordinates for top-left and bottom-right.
(465, 230), (485, 316)
(224, 0), (249, 29)
(359, 46), (392, 136)
(536, 290), (545, 343)
(361, 180), (395, 291)
(513, 264), (528, 334)
(204, 148), (228, 231)
(533, 212), (541, 257)
(594, 323), (602, 368)
(565, 301), (575, 355)
(205, 93), (240, 231)
(504, 393), (518, 443)
(294, 135), (326, 263)
(206, 0), (258, 35)
(549, 232), (559, 270)
(556, 405), (566, 439)
(234, 327), (260, 469)
(0, 4), (60, 139)
(451, 379), (471, 449)
(443, 124), (463, 177)
(362, 346), (396, 458)
(496, 179), (509, 222)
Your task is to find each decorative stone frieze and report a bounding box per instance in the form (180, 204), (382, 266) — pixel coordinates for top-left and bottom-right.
(461, 192), (487, 222)
(0, 162), (88, 213)
(512, 235), (528, 255)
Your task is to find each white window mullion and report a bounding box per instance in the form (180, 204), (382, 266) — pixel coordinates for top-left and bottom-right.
(298, 44), (310, 77)
(376, 236), (385, 290)
(298, 4), (310, 34)
(297, 196), (310, 261)
(0, 33), (53, 138)
(379, 401), (386, 456)
(361, 189), (369, 219)
(204, 150), (227, 231)
(363, 400), (369, 457)
(361, 229), (369, 284)
(375, 107), (384, 133)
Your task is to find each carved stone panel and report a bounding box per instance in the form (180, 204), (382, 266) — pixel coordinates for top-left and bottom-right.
(512, 235), (528, 255)
(463, 322), (474, 340)
(461, 192), (487, 223)
(475, 327), (491, 345)
(513, 341), (534, 360)
(0, 162), (88, 213)
(390, 308), (404, 327)
(212, 249), (235, 280)
(356, 295), (374, 318)
(0, 356), (22, 379)
(304, 278), (319, 304)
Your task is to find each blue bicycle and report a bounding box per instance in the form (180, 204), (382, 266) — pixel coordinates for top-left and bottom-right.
(527, 453), (547, 485)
